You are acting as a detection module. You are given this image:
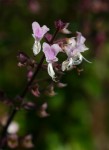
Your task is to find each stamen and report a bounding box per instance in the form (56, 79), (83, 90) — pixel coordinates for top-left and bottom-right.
(82, 55), (92, 63)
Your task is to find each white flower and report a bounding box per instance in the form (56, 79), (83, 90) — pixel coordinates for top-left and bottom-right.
(62, 32), (91, 71)
(7, 122), (19, 134)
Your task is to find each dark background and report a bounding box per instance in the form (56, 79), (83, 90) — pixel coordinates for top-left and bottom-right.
(0, 0), (109, 149)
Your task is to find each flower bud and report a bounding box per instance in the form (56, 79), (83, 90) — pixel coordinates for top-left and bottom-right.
(55, 20), (66, 30)
(17, 52), (29, 64)
(27, 70), (33, 81)
(44, 33), (53, 42)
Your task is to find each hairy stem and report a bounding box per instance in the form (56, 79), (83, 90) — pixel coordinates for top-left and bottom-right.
(0, 28), (59, 149)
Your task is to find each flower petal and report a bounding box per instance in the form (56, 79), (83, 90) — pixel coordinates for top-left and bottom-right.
(43, 42), (60, 63)
(32, 22), (40, 36)
(47, 63), (56, 81)
(67, 58), (73, 70)
(42, 25), (50, 35)
(77, 44), (89, 52)
(63, 38), (76, 57)
(82, 55), (92, 63)
(32, 22), (49, 40)
(67, 37), (76, 46)
(33, 40), (41, 55)
(72, 53), (83, 65)
(61, 23), (71, 34)
(51, 44), (62, 55)
(72, 45), (88, 56)
(77, 32), (86, 44)
(42, 42), (52, 62)
(61, 28), (71, 34)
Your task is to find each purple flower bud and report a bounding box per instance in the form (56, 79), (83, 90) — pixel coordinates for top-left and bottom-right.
(55, 20), (67, 30)
(44, 33), (53, 42)
(27, 70), (33, 81)
(17, 52), (29, 64)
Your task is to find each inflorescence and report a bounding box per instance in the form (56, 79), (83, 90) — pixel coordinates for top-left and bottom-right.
(32, 20), (91, 81)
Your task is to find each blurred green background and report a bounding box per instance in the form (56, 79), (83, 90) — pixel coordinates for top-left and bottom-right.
(0, 0), (109, 149)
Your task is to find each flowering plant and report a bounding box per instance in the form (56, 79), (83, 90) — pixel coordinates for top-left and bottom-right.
(0, 20), (91, 149)
(32, 20), (91, 81)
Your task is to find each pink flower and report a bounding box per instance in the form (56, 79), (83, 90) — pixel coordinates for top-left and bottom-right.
(43, 42), (61, 63)
(62, 32), (91, 71)
(42, 42), (62, 81)
(65, 32), (88, 57)
(32, 22), (49, 40)
(32, 22), (49, 55)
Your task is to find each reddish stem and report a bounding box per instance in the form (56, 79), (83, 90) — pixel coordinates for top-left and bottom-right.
(0, 28), (59, 149)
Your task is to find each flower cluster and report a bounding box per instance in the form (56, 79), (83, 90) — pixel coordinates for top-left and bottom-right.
(32, 21), (91, 81)
(0, 20), (91, 149)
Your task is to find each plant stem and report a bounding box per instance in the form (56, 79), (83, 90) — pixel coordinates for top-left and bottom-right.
(0, 54), (45, 148)
(0, 109), (17, 149)
(20, 54), (45, 98)
(0, 28), (59, 149)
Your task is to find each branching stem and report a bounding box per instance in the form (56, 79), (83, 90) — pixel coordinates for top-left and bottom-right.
(0, 28), (59, 149)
